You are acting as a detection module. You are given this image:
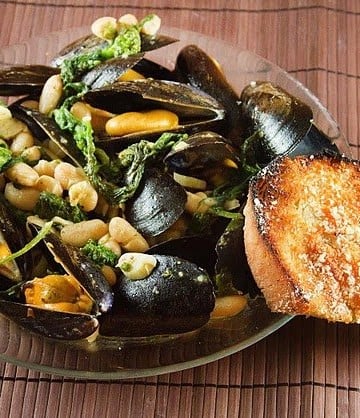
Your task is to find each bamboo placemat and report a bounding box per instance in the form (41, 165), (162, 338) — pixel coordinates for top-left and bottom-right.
(0, 1), (359, 416)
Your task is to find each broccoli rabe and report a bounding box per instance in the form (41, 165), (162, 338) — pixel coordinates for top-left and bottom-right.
(81, 239), (118, 267)
(34, 191), (87, 223)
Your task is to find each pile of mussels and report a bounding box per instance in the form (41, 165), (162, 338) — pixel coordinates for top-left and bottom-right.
(0, 15), (339, 340)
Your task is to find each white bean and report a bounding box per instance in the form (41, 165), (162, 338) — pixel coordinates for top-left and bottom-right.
(99, 233), (122, 256)
(68, 180), (98, 212)
(39, 74), (63, 114)
(60, 219), (108, 247)
(21, 146), (41, 163)
(36, 175), (63, 196)
(5, 162), (39, 187)
(4, 183), (40, 211)
(109, 216), (149, 252)
(33, 159), (60, 177)
(117, 252), (157, 280)
(54, 162), (87, 190)
(10, 131), (34, 155)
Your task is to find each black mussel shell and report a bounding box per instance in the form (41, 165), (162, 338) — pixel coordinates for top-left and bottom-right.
(84, 78), (225, 118)
(215, 215), (260, 297)
(125, 169), (187, 237)
(164, 131), (240, 176)
(0, 200), (33, 288)
(81, 54), (144, 89)
(147, 234), (218, 275)
(175, 44), (245, 145)
(132, 58), (177, 81)
(239, 81), (338, 164)
(51, 33), (177, 68)
(0, 65), (59, 96)
(42, 232), (114, 314)
(100, 254), (215, 336)
(0, 300), (99, 340)
(10, 105), (85, 167)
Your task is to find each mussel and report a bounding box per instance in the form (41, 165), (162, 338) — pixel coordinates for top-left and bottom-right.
(0, 200), (33, 289)
(51, 32), (178, 68)
(175, 44), (246, 146)
(0, 227), (114, 340)
(100, 254), (215, 337)
(83, 78), (226, 151)
(125, 168), (187, 237)
(164, 130), (241, 182)
(0, 65), (59, 96)
(240, 81), (339, 165)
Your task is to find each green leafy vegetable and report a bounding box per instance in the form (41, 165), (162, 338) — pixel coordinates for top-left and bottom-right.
(34, 191), (87, 223)
(60, 22), (143, 84)
(0, 146), (14, 171)
(0, 220), (53, 266)
(81, 239), (118, 267)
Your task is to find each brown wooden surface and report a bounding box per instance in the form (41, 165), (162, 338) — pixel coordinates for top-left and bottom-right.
(0, 0), (359, 417)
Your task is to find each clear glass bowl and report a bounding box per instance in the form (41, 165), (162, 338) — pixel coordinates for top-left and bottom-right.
(0, 26), (349, 379)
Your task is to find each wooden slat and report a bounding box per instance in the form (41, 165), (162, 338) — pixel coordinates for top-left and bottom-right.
(0, 1), (359, 417)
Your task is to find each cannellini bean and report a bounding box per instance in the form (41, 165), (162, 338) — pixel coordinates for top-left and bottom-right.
(117, 252), (157, 280)
(70, 102), (113, 132)
(54, 162), (87, 190)
(118, 13), (138, 26)
(99, 233), (122, 256)
(60, 219), (108, 247)
(210, 295), (248, 319)
(33, 159), (60, 177)
(0, 117), (26, 140)
(140, 14), (161, 36)
(10, 131), (35, 155)
(36, 175), (63, 196)
(91, 16), (118, 40)
(5, 162), (39, 187)
(0, 106), (12, 121)
(39, 74), (63, 114)
(21, 146), (41, 163)
(68, 180), (98, 212)
(105, 109), (178, 136)
(173, 172), (207, 190)
(101, 265), (117, 286)
(4, 183), (40, 211)
(185, 191), (216, 214)
(109, 216), (149, 252)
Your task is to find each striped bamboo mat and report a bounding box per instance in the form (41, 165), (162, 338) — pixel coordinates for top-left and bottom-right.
(0, 1), (359, 416)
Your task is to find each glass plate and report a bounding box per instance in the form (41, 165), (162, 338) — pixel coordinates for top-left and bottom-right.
(0, 26), (349, 379)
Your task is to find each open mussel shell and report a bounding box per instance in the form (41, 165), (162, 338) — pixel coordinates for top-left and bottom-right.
(85, 79), (225, 151)
(240, 81), (338, 165)
(9, 104), (85, 167)
(41, 232), (114, 314)
(51, 32), (178, 68)
(0, 200), (33, 288)
(81, 54), (144, 89)
(0, 65), (59, 96)
(125, 169), (187, 237)
(100, 254), (215, 337)
(175, 44), (245, 145)
(84, 78), (225, 117)
(215, 215), (260, 297)
(164, 131), (240, 177)
(0, 300), (99, 340)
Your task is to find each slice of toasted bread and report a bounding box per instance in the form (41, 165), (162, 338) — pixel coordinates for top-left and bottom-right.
(243, 153), (360, 323)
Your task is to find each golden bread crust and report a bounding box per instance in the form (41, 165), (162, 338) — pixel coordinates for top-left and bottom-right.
(244, 153), (360, 323)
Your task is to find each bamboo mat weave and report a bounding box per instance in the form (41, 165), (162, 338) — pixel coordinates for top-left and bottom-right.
(0, 1), (360, 417)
